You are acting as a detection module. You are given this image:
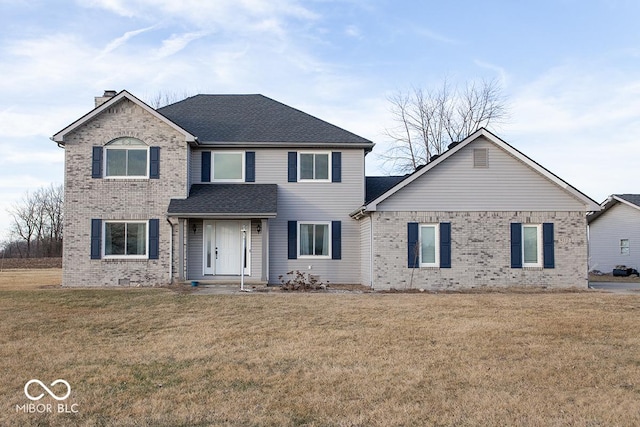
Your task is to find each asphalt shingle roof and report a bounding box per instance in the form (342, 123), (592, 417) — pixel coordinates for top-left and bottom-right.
(158, 94), (372, 145)
(365, 176), (408, 203)
(168, 184), (277, 216)
(616, 194), (640, 208)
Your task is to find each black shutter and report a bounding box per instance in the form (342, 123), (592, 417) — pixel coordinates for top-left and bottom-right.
(510, 223), (522, 268)
(543, 223), (555, 269)
(245, 151), (255, 182)
(440, 222), (451, 268)
(148, 219), (159, 260)
(331, 152), (341, 183)
(288, 152), (297, 182)
(407, 222), (419, 268)
(331, 221), (341, 260)
(201, 152), (211, 183)
(149, 147), (160, 179)
(288, 221), (297, 259)
(92, 146), (103, 178)
(91, 219), (102, 259)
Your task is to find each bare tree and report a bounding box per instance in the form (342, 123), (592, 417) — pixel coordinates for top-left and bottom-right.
(146, 90), (194, 109)
(382, 78), (508, 173)
(6, 184), (64, 258)
(8, 191), (39, 257)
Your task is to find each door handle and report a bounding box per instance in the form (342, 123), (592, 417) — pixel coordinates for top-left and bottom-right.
(215, 247), (218, 259)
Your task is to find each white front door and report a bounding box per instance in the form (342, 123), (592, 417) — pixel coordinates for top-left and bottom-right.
(203, 220), (250, 276)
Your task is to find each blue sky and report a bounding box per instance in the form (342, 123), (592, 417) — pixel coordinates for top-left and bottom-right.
(1, 0), (639, 240)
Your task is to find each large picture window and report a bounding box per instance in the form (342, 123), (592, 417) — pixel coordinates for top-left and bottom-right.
(105, 138), (148, 178)
(299, 222), (330, 257)
(104, 221), (147, 257)
(299, 153), (329, 181)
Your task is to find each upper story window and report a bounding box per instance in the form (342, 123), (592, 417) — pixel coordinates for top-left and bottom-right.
(201, 151), (253, 183)
(105, 138), (148, 178)
(299, 152), (330, 181)
(213, 152), (244, 181)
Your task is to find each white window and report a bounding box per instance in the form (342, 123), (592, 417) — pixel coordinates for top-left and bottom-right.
(298, 222), (330, 258)
(212, 152), (244, 181)
(105, 138), (149, 178)
(522, 224), (542, 267)
(621, 239), (630, 255)
(104, 221), (147, 258)
(419, 224), (440, 267)
(299, 152), (330, 181)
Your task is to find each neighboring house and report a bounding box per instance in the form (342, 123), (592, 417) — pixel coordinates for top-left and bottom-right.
(587, 194), (640, 273)
(53, 90), (373, 287)
(53, 90), (599, 289)
(354, 128), (600, 289)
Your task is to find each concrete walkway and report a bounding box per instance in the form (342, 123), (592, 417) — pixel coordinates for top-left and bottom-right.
(189, 284), (269, 295)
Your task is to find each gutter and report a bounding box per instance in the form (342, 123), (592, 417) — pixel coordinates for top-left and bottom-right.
(349, 206), (367, 220)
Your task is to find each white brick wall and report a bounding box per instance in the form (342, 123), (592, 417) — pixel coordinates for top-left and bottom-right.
(370, 211), (589, 290)
(62, 98), (188, 287)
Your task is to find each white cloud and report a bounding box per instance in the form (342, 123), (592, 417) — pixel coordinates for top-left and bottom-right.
(155, 32), (209, 59)
(99, 25), (157, 57)
(345, 25), (362, 39)
(502, 59), (640, 201)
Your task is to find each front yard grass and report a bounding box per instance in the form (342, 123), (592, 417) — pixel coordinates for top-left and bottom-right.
(1, 274), (639, 426)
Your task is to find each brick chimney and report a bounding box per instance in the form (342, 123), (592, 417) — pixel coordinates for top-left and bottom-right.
(94, 90), (117, 108)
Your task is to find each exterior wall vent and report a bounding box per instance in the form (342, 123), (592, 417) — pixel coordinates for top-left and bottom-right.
(473, 148), (488, 168)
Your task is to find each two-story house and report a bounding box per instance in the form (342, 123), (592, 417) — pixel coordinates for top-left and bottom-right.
(53, 90), (373, 287)
(53, 90), (599, 289)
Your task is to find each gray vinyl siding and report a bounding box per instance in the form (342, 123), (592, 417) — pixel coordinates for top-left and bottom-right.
(262, 148), (364, 284)
(190, 148), (201, 184)
(188, 147), (365, 284)
(589, 202), (640, 273)
(376, 137), (587, 212)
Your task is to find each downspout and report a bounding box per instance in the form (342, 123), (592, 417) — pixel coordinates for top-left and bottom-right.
(369, 215), (373, 289)
(166, 218), (174, 284)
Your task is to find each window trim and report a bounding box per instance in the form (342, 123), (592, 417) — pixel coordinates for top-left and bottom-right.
(298, 151), (331, 182)
(104, 138), (150, 179)
(297, 221), (332, 259)
(103, 220), (149, 259)
(419, 224), (440, 267)
(210, 151), (245, 183)
(522, 224), (543, 268)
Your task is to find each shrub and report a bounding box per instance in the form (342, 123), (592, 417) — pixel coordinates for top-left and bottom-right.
(278, 270), (327, 291)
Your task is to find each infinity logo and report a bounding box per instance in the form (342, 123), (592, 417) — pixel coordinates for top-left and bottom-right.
(24, 379), (71, 401)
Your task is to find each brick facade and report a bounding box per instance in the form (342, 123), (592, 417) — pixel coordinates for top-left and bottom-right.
(62, 98), (188, 287)
(370, 210), (589, 290)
